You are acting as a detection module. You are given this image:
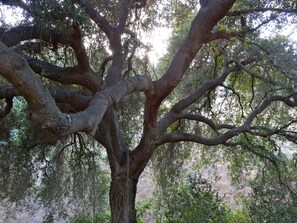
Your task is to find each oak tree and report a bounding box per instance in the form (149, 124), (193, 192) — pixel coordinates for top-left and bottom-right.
(0, 0), (297, 222)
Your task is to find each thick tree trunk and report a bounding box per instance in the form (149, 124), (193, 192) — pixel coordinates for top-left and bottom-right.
(110, 173), (138, 223)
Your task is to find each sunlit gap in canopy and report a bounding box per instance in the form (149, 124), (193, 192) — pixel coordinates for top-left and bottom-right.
(139, 26), (172, 66)
(99, 26), (172, 67)
(259, 13), (297, 45)
(0, 4), (26, 27)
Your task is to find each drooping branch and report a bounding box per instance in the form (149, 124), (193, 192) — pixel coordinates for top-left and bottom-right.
(178, 113), (235, 133)
(159, 94), (297, 146)
(226, 140), (278, 165)
(247, 120), (297, 140)
(237, 62), (282, 86)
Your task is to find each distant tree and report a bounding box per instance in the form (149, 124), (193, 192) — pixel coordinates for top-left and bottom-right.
(0, 0), (297, 222)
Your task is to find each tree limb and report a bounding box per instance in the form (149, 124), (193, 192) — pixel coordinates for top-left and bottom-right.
(159, 94), (297, 146)
(76, 0), (113, 38)
(0, 41), (62, 125)
(24, 56), (103, 93)
(0, 86), (91, 112)
(153, 0), (236, 104)
(0, 41), (153, 136)
(157, 65), (236, 133)
(228, 8), (297, 16)
(117, 0), (131, 33)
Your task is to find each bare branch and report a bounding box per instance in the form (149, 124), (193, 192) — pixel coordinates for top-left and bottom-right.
(179, 113), (235, 133)
(228, 8), (297, 16)
(159, 126), (245, 146)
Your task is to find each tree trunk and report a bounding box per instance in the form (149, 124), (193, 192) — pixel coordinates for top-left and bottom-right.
(110, 172), (139, 223)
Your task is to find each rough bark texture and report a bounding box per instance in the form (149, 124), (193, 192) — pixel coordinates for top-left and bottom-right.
(1, 0), (297, 222)
(110, 173), (138, 223)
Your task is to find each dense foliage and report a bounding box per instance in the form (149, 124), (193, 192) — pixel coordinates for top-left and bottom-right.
(0, 0), (297, 222)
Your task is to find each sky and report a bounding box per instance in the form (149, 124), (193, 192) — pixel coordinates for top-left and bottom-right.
(1, 3), (296, 66)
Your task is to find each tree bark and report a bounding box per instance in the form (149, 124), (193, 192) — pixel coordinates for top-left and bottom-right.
(110, 171), (138, 223)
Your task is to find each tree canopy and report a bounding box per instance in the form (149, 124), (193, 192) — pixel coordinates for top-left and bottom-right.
(0, 0), (297, 222)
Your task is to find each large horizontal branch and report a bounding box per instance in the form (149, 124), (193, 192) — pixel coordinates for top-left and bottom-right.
(159, 94), (297, 146)
(0, 41), (153, 136)
(1, 23), (90, 71)
(24, 56), (103, 93)
(0, 24), (76, 48)
(0, 86), (91, 112)
(179, 113), (235, 133)
(56, 75), (153, 136)
(0, 25), (42, 47)
(159, 127), (246, 146)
